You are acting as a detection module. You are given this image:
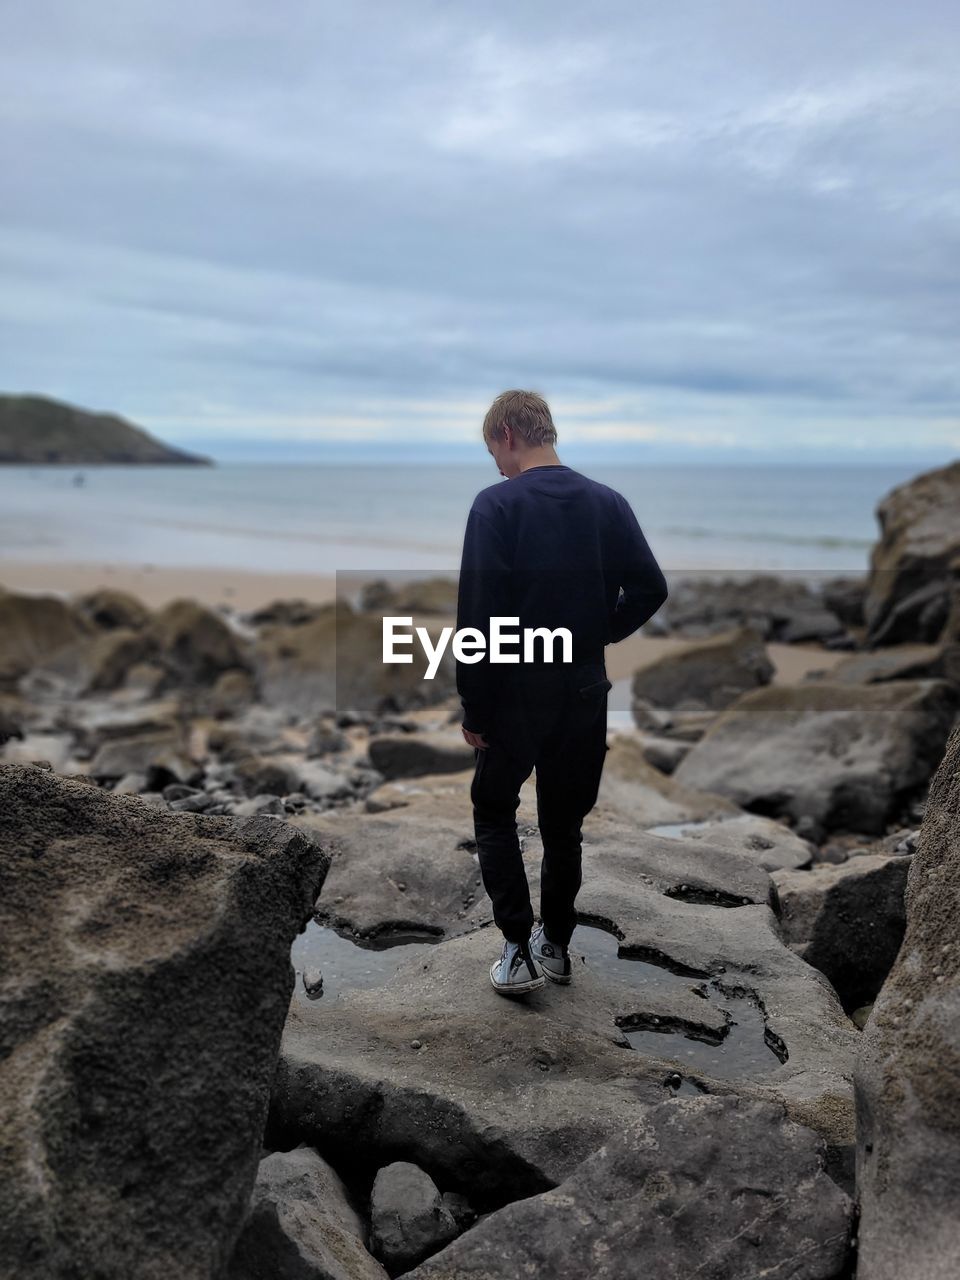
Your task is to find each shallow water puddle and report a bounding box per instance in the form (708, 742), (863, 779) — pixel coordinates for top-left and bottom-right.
(574, 925), (787, 1081)
(291, 920), (438, 1003)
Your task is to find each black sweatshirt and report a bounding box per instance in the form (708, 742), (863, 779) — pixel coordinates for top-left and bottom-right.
(455, 463), (668, 733)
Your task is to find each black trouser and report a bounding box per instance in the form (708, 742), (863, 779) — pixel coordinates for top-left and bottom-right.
(469, 660), (611, 948)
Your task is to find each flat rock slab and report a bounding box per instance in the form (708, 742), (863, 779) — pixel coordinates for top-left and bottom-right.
(0, 762), (327, 1280)
(673, 679), (959, 835)
(273, 834), (859, 1207)
(295, 809), (481, 940)
(405, 1095), (854, 1280)
(646, 811), (814, 872)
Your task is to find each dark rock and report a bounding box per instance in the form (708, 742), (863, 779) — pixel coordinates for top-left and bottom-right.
(369, 1162), (458, 1271)
(76, 588), (153, 632)
(855, 722), (960, 1277)
(0, 762), (327, 1279)
(404, 1096), (854, 1280)
(147, 598), (250, 685)
(630, 624), (775, 712)
(773, 855), (909, 1011)
(227, 1145), (387, 1280)
(368, 733), (475, 780)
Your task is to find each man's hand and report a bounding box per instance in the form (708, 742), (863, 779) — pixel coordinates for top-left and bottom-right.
(462, 727), (490, 750)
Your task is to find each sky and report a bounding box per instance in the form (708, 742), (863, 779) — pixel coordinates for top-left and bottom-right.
(1, 1), (958, 463)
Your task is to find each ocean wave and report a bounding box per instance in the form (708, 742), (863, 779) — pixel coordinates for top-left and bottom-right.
(660, 525), (874, 550)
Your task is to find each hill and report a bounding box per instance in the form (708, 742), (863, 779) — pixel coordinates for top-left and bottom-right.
(0, 394), (213, 465)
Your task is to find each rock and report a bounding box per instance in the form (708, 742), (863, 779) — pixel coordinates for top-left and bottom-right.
(273, 837), (860, 1202)
(17, 626), (160, 700)
(148, 598), (249, 685)
(76, 587), (153, 631)
(673, 679), (959, 835)
(232, 754), (299, 798)
(804, 640), (960, 688)
(88, 728), (198, 787)
(599, 732), (742, 828)
(631, 625), (775, 712)
(822, 575), (868, 629)
(864, 459), (960, 647)
(295, 809), (480, 940)
(772, 855), (909, 1012)
(634, 733), (690, 774)
(360, 576), (459, 615)
(0, 762), (327, 1279)
(0, 589), (91, 688)
(253, 601), (454, 716)
(227, 1146), (387, 1280)
(649, 572), (844, 642)
(207, 668), (258, 717)
(405, 1096), (854, 1280)
(289, 759), (356, 803)
(369, 1162), (458, 1271)
(645, 811), (814, 873)
(368, 732), (475, 780)
(855, 722), (960, 1278)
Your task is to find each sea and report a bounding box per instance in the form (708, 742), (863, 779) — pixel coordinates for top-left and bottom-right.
(0, 461), (920, 580)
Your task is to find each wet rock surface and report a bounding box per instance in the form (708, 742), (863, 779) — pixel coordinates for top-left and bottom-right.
(0, 761), (328, 1280)
(227, 1145), (387, 1280)
(272, 825), (860, 1204)
(404, 1095), (855, 1280)
(854, 722), (960, 1279)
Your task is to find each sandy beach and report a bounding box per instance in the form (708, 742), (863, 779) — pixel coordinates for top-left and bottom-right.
(0, 558), (338, 612)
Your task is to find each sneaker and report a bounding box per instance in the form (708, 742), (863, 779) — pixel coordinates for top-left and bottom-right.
(530, 924), (572, 984)
(489, 939), (545, 996)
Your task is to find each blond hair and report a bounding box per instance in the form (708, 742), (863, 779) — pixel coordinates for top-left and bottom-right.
(482, 389), (557, 447)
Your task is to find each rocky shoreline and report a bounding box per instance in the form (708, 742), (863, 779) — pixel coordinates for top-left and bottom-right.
(2, 459), (959, 1277)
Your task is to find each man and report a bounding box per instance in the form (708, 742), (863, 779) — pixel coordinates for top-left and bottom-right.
(456, 389), (669, 996)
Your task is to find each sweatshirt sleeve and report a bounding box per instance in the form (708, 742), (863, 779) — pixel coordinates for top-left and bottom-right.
(456, 504), (513, 733)
(609, 495), (669, 643)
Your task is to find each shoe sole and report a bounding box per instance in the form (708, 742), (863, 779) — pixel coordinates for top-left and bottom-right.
(538, 965), (572, 985)
(489, 964), (546, 995)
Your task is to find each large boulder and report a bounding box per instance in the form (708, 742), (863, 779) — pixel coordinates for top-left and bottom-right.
(804, 640), (960, 689)
(0, 588), (91, 688)
(864, 459), (960, 647)
(227, 1146), (387, 1280)
(147, 598), (250, 685)
(369, 1161), (458, 1271)
(630, 624), (775, 712)
(773, 854), (910, 1012)
(406, 1096), (854, 1280)
(854, 723), (960, 1278)
(76, 587), (153, 632)
(673, 680), (959, 836)
(0, 762), (327, 1279)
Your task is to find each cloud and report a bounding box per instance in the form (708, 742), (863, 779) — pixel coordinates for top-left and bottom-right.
(0, 1), (957, 457)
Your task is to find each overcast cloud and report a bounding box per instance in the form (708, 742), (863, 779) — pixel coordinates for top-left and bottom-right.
(1, 1), (958, 458)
